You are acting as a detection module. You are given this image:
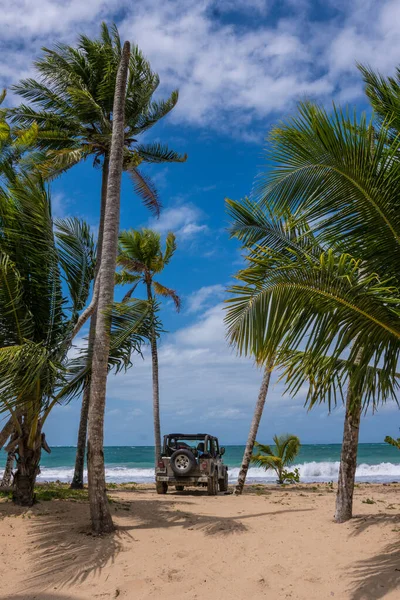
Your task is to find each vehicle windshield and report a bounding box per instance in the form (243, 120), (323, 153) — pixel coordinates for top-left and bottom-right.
(167, 438), (205, 450)
(164, 436), (219, 457)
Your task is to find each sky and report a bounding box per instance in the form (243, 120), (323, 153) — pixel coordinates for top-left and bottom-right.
(1, 0), (400, 445)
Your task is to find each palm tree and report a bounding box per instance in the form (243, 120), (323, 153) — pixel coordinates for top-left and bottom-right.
(0, 176), (95, 505)
(87, 41), (130, 534)
(226, 141), (400, 521)
(117, 228), (181, 465)
(234, 364), (273, 495)
(11, 22), (186, 207)
(251, 434), (301, 484)
(255, 94), (400, 522)
(385, 436), (400, 450)
(10, 22), (187, 489)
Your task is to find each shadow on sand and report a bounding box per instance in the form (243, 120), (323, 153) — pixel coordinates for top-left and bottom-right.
(4, 595), (85, 600)
(349, 513), (400, 600)
(1, 493), (312, 594)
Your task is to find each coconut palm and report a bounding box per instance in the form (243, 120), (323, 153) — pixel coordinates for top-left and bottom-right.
(117, 228), (181, 465)
(256, 94), (400, 522)
(251, 434), (301, 484)
(384, 436), (400, 450)
(11, 22), (186, 210)
(86, 41), (130, 533)
(0, 177), (152, 505)
(10, 23), (187, 490)
(226, 138), (400, 521)
(234, 363), (273, 495)
(0, 175), (95, 505)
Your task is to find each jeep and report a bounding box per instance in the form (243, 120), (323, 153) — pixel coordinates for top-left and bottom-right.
(155, 433), (228, 495)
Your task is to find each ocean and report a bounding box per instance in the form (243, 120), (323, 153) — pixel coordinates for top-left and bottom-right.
(1, 444), (400, 484)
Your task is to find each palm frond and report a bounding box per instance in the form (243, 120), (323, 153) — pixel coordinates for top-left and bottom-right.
(136, 142), (187, 164)
(55, 217), (96, 316)
(126, 165), (160, 216)
(153, 280), (181, 311)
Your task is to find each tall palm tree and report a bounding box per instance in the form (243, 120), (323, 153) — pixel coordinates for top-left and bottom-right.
(0, 176), (95, 505)
(256, 94), (400, 522)
(117, 228), (181, 464)
(87, 41), (130, 534)
(226, 165), (400, 521)
(251, 434), (301, 484)
(10, 23), (187, 490)
(234, 364), (273, 495)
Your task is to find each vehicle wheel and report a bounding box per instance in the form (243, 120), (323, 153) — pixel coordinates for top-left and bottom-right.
(170, 449), (196, 476)
(219, 470), (228, 492)
(175, 485), (184, 492)
(156, 482), (168, 494)
(207, 470), (218, 496)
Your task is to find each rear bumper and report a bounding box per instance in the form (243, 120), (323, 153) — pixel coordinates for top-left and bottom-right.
(156, 476), (209, 484)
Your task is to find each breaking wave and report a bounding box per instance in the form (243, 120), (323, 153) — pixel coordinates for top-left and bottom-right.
(28, 461), (400, 484)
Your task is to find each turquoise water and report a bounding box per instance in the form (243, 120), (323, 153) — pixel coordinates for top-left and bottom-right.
(2, 444), (399, 483)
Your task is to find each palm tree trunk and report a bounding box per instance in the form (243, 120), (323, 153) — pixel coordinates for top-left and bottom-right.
(1, 451), (15, 487)
(87, 41), (130, 535)
(235, 361), (273, 495)
(146, 281), (161, 466)
(12, 420), (42, 506)
(334, 386), (362, 523)
(71, 157), (109, 490)
(70, 385), (90, 489)
(0, 416), (14, 450)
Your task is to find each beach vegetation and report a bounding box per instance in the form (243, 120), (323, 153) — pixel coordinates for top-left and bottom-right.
(0, 175), (94, 506)
(9, 22), (186, 493)
(85, 41), (130, 534)
(250, 434), (301, 484)
(385, 435), (400, 450)
(116, 228), (181, 465)
(226, 64), (400, 521)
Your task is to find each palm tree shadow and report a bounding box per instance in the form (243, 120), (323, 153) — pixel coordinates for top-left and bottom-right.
(6, 595), (83, 600)
(22, 495), (312, 592)
(349, 513), (400, 600)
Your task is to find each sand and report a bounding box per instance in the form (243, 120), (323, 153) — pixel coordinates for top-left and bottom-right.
(0, 483), (399, 600)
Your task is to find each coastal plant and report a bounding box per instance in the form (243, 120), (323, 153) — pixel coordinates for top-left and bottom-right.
(0, 111), (153, 507)
(10, 22), (187, 491)
(384, 436), (400, 450)
(226, 72), (400, 522)
(0, 176), (95, 505)
(250, 435), (301, 484)
(116, 228), (181, 465)
(234, 363), (273, 495)
(86, 41), (129, 533)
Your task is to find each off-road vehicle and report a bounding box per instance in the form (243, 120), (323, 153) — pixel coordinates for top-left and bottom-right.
(155, 433), (228, 495)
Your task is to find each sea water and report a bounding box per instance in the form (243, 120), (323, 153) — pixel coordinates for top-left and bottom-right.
(1, 444), (399, 484)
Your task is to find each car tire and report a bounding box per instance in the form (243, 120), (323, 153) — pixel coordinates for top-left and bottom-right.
(207, 470), (218, 496)
(219, 470), (228, 492)
(170, 449), (196, 476)
(175, 485), (184, 492)
(156, 481), (168, 494)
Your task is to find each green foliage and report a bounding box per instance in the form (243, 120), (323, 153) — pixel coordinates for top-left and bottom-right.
(117, 228), (181, 311)
(0, 177), (94, 412)
(10, 22), (186, 215)
(384, 436), (400, 450)
(251, 434), (301, 484)
(226, 67), (400, 410)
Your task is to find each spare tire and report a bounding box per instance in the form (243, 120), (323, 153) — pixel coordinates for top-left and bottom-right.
(170, 449), (196, 476)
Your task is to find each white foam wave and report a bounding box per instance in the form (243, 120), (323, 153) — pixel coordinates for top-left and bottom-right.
(16, 460), (400, 484)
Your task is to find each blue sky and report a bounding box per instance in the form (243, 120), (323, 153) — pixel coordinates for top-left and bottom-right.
(1, 0), (400, 445)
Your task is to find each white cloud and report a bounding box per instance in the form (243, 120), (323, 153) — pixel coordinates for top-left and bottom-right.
(186, 284), (225, 313)
(105, 301), (306, 436)
(148, 203), (208, 239)
(2, 1), (400, 135)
